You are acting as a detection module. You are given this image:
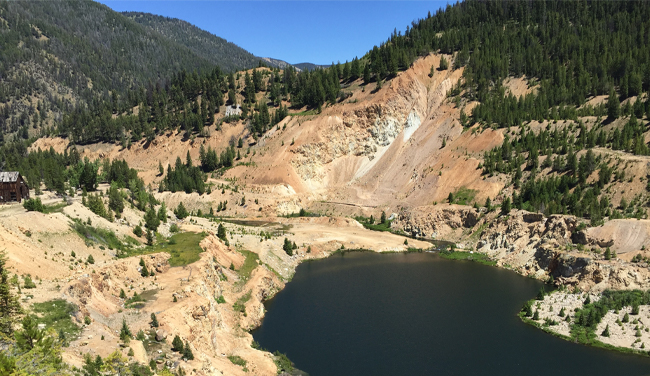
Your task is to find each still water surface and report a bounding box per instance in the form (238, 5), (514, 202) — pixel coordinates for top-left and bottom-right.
(253, 252), (650, 376)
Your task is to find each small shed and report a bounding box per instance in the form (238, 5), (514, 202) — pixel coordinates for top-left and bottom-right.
(0, 172), (29, 203)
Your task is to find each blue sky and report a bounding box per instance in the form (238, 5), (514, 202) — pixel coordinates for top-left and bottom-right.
(97, 1), (450, 65)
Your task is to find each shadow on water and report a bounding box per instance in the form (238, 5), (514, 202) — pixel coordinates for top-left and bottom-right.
(253, 252), (650, 376)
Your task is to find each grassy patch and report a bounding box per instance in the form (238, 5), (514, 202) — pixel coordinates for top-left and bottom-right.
(237, 249), (259, 281)
(469, 222), (489, 240)
(155, 232), (207, 266)
(125, 231), (207, 267)
(263, 263), (283, 281)
(450, 186), (478, 205)
(273, 351), (294, 374)
(330, 248), (373, 256)
(228, 355), (248, 369)
(71, 219), (133, 252)
(43, 201), (69, 214)
(233, 291), (252, 314)
(439, 249), (496, 266)
(289, 109), (318, 116)
(31, 299), (80, 340)
(354, 216), (392, 232)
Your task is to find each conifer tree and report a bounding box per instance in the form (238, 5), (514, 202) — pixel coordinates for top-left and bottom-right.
(15, 315), (44, 351)
(607, 89), (620, 119)
(158, 202), (167, 222)
(602, 324), (610, 337)
(141, 262), (149, 277)
(119, 319), (132, 342)
(172, 335), (184, 352)
(150, 313), (159, 328)
(217, 224), (227, 242)
(363, 64), (371, 85)
(0, 251), (22, 336)
(283, 238), (294, 256)
(500, 197), (511, 216)
(183, 341), (194, 360)
(439, 56), (449, 70)
(175, 202), (189, 219)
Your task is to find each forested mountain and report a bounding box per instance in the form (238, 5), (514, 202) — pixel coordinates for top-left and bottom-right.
(0, 0), (266, 142)
(293, 63), (328, 72)
(4, 0), (650, 223)
(123, 12), (263, 73)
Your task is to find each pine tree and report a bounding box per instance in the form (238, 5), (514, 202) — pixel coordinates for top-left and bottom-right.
(144, 207), (160, 232)
(439, 56), (449, 70)
(604, 248), (611, 260)
(500, 197), (511, 216)
(0, 251), (22, 336)
(175, 202), (189, 219)
(283, 238), (294, 256)
(536, 286), (545, 300)
(172, 335), (184, 352)
(119, 319), (132, 342)
(15, 315), (44, 351)
(141, 262), (149, 277)
(150, 313), (159, 328)
(183, 341), (194, 360)
(602, 324), (610, 337)
(380, 211), (387, 224)
(607, 89), (620, 119)
(217, 224), (227, 242)
(363, 64), (371, 85)
(158, 202), (167, 222)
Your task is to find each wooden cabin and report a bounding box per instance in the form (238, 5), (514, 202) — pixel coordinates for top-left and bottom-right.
(0, 172), (29, 203)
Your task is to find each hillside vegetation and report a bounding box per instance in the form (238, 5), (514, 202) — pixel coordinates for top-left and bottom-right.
(123, 12), (263, 72)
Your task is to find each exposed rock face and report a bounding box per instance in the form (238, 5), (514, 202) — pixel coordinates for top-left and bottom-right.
(290, 57), (454, 187)
(392, 204), (479, 239)
(393, 207), (650, 292)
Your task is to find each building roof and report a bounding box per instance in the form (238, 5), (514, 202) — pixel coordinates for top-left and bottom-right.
(0, 172), (20, 183)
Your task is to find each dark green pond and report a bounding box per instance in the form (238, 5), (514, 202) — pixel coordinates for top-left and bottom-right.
(252, 252), (650, 376)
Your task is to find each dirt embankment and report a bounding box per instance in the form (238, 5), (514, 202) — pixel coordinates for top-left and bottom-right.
(29, 205), (424, 375)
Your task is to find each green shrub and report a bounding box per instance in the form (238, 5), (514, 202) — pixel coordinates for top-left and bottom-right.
(273, 351), (294, 373)
(228, 355), (247, 367)
(23, 198), (45, 212)
(23, 275), (36, 289)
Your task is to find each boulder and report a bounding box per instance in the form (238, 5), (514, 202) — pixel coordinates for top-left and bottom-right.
(155, 329), (168, 342)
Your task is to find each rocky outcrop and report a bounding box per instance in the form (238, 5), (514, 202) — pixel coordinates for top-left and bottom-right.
(394, 205), (650, 292)
(392, 204), (479, 239)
